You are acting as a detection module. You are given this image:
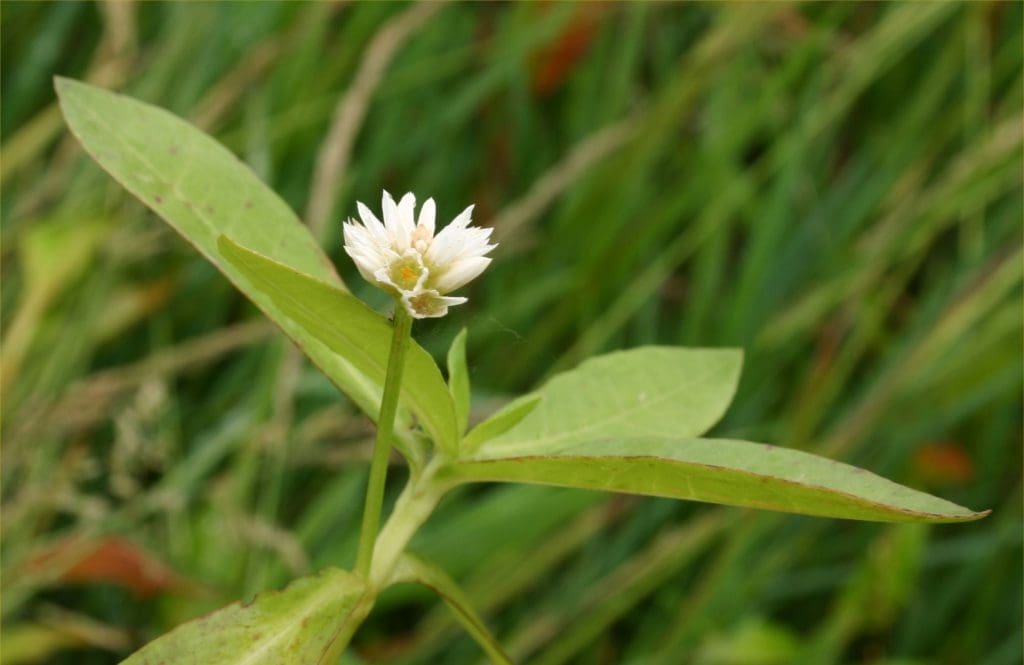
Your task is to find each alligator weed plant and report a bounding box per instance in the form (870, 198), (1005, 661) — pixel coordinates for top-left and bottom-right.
(55, 78), (990, 664)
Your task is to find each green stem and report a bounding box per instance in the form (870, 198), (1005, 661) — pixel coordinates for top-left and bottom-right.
(368, 459), (445, 588)
(356, 304), (413, 578)
(324, 465), (446, 661)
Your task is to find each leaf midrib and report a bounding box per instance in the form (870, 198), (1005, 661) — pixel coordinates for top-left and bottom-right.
(235, 582), (354, 665)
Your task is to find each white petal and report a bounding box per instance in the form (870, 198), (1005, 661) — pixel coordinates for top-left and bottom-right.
(450, 204), (475, 230)
(345, 248), (382, 284)
(425, 229), (457, 267)
(356, 201), (387, 240)
(418, 198), (436, 235)
(427, 205), (481, 265)
(343, 223), (389, 267)
(398, 192), (417, 232)
(450, 228), (495, 261)
(382, 190), (410, 252)
(434, 256), (491, 293)
(381, 191), (398, 229)
(427, 222), (470, 265)
(381, 191), (395, 226)
(342, 219), (362, 245)
(343, 222), (380, 260)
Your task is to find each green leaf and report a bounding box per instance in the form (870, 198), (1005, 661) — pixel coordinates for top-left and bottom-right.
(393, 553), (512, 665)
(54, 77), (339, 286)
(461, 394), (543, 454)
(471, 347), (743, 457)
(53, 78), (387, 430)
(121, 568), (367, 665)
(218, 237), (459, 454)
(447, 328), (471, 437)
(54, 78), (458, 453)
(441, 437), (989, 523)
(440, 347), (988, 523)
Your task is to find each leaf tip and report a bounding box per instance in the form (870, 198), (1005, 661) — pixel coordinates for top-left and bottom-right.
(909, 504), (991, 523)
(966, 507), (992, 521)
(53, 76), (72, 106)
(53, 75), (83, 101)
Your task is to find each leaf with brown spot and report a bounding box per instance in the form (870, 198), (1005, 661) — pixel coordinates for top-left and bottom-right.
(55, 78), (458, 457)
(120, 568), (366, 665)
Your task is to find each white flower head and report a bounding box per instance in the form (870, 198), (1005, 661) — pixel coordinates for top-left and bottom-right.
(343, 191), (497, 318)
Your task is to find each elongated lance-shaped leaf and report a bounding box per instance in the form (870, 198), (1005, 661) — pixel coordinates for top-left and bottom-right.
(219, 237), (459, 454)
(393, 553), (513, 665)
(121, 568), (367, 665)
(440, 347), (988, 523)
(441, 436), (988, 523)
(55, 78), (457, 453)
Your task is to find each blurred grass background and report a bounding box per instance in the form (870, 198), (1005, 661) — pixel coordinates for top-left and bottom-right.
(1, 1), (1022, 664)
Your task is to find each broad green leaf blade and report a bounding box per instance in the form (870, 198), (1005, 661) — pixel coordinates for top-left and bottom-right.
(55, 77), (339, 285)
(441, 437), (989, 523)
(462, 394), (543, 454)
(219, 237), (459, 453)
(447, 328), (471, 437)
(394, 553), (512, 665)
(476, 347), (743, 457)
(121, 568), (367, 665)
(54, 78), (388, 431)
